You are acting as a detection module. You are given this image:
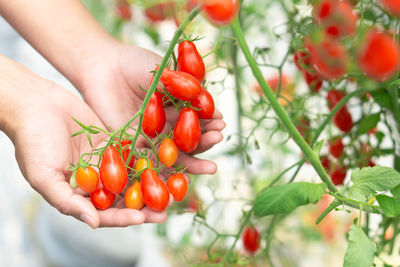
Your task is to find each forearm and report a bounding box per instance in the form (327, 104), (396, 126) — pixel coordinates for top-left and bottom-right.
(0, 54), (49, 140)
(0, 0), (117, 87)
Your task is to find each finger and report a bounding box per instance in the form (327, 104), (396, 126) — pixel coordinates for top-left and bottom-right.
(193, 131), (223, 154)
(37, 171), (100, 229)
(212, 109), (223, 119)
(97, 207), (145, 227)
(177, 153), (217, 175)
(201, 119), (226, 132)
(141, 207), (168, 223)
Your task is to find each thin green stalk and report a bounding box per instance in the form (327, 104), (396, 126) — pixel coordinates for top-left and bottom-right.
(125, 7), (200, 164)
(231, 18), (338, 193)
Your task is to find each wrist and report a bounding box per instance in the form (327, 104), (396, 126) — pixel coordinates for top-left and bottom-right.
(0, 55), (51, 141)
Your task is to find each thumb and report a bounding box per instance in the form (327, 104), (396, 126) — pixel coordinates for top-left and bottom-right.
(35, 171), (101, 229)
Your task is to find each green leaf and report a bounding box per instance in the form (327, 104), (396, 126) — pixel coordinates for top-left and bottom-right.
(357, 113), (380, 135)
(391, 184), (400, 202)
(349, 166), (400, 201)
(254, 182), (326, 217)
(371, 89), (391, 109)
(376, 195), (400, 217)
(343, 225), (376, 267)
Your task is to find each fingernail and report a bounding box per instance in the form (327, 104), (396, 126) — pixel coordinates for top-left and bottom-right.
(80, 214), (95, 229)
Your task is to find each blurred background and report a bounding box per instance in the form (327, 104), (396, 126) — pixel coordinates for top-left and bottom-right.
(0, 0), (398, 266)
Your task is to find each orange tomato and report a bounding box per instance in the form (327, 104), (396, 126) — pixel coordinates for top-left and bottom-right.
(124, 182), (145, 210)
(158, 138), (179, 168)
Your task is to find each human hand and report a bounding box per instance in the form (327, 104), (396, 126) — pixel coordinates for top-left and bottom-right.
(2, 65), (167, 228)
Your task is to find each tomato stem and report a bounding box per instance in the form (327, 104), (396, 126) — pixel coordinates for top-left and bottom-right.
(231, 18), (338, 193)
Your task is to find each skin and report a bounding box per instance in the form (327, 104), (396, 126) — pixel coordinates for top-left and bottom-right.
(0, 0), (226, 228)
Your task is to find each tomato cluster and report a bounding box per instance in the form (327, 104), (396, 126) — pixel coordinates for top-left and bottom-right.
(74, 40), (215, 211)
(294, 0), (400, 84)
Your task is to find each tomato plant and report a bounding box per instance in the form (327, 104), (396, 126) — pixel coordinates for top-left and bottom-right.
(177, 40), (205, 82)
(124, 181), (145, 210)
(158, 138), (179, 168)
(174, 107), (201, 153)
(143, 92), (166, 138)
(141, 169), (170, 211)
(90, 187), (116, 210)
(100, 146), (128, 194)
(167, 173), (188, 201)
(242, 226), (260, 254)
(75, 166), (99, 193)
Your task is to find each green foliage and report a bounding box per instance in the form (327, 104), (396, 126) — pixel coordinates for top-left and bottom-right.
(376, 195), (400, 217)
(357, 113), (380, 135)
(349, 166), (400, 201)
(343, 225), (376, 267)
(254, 182), (326, 217)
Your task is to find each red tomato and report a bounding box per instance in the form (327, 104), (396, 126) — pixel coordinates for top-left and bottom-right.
(124, 181), (145, 210)
(314, 0), (357, 39)
(158, 138), (179, 168)
(143, 92), (166, 138)
(144, 2), (175, 23)
(305, 36), (348, 80)
(190, 87), (215, 119)
(119, 140), (135, 169)
(329, 138), (344, 158)
(333, 107), (353, 132)
(357, 29), (400, 82)
(115, 0), (132, 20)
(174, 107), (202, 153)
(159, 68), (202, 101)
(75, 166), (99, 193)
(201, 0), (239, 26)
(90, 187), (116, 210)
(329, 165), (347, 185)
(326, 89), (345, 110)
(141, 169), (170, 211)
(296, 116), (310, 138)
(378, 0), (400, 16)
(320, 156), (331, 170)
(294, 51), (323, 92)
(167, 173), (188, 202)
(100, 146), (128, 194)
(177, 41), (205, 82)
(242, 226), (260, 254)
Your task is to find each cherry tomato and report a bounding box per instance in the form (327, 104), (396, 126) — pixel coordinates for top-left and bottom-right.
(305, 35), (348, 80)
(190, 87), (215, 119)
(378, 0), (400, 16)
(167, 173), (188, 202)
(124, 181), (145, 210)
(158, 138), (179, 168)
(75, 166), (99, 193)
(159, 68), (202, 101)
(320, 156), (331, 170)
(329, 138), (344, 158)
(326, 89), (345, 110)
(90, 187), (116, 210)
(296, 116), (310, 138)
(143, 92), (166, 138)
(357, 29), (400, 82)
(144, 2), (175, 23)
(134, 158), (154, 172)
(174, 107), (202, 153)
(329, 165), (347, 185)
(119, 140), (135, 169)
(201, 0), (239, 26)
(100, 146), (128, 194)
(294, 51), (323, 92)
(333, 107), (353, 132)
(177, 41), (205, 82)
(242, 226), (260, 254)
(115, 0), (132, 20)
(314, 0), (357, 39)
(141, 169), (170, 211)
